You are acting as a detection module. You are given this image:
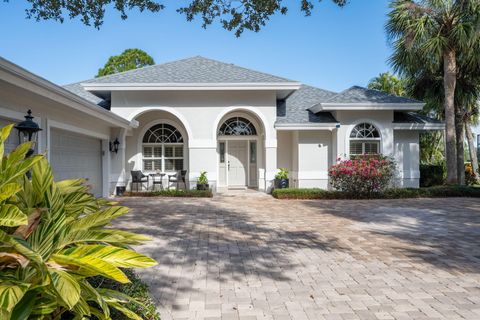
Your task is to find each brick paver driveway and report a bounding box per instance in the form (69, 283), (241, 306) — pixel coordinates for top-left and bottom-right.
(115, 193), (480, 320)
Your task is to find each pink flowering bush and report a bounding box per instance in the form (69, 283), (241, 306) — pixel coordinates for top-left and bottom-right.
(329, 155), (396, 196)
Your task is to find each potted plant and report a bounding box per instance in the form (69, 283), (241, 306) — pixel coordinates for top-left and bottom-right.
(274, 168), (289, 189)
(196, 171), (209, 190)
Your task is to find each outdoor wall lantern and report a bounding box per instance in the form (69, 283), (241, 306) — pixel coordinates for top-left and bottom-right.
(110, 138), (120, 153)
(14, 109), (42, 157)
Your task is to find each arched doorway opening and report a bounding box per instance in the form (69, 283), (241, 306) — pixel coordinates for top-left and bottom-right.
(217, 112), (264, 188)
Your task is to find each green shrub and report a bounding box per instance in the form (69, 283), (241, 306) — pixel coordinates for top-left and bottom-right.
(126, 189), (213, 198)
(88, 269), (160, 320)
(0, 125), (157, 319)
(420, 164), (445, 187)
(272, 185), (480, 200)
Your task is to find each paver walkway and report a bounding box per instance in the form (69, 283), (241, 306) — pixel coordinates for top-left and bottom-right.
(115, 193), (480, 320)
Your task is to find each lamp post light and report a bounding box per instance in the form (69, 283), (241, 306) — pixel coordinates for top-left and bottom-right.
(14, 109), (42, 158)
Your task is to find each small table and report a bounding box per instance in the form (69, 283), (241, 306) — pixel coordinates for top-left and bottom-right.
(150, 173), (165, 191)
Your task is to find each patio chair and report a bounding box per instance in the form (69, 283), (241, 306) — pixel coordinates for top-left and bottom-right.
(131, 170), (149, 192)
(168, 170), (187, 190)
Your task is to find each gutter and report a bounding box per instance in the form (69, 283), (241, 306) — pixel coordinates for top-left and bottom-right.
(0, 57), (136, 129)
(275, 122), (340, 131)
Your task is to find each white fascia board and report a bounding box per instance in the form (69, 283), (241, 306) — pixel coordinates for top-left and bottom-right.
(275, 123), (339, 130)
(0, 58), (135, 129)
(319, 102), (424, 111)
(393, 123), (445, 130)
(81, 82), (302, 91)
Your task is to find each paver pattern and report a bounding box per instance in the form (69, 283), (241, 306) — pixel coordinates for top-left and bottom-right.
(114, 193), (480, 320)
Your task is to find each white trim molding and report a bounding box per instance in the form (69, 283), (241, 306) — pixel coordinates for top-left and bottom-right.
(47, 120), (109, 140)
(82, 82), (301, 92)
(393, 123), (445, 130)
(275, 123), (339, 131)
(309, 102), (424, 113)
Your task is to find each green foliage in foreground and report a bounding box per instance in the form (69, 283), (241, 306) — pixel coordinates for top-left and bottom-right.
(126, 189), (213, 198)
(0, 124), (157, 319)
(88, 269), (160, 320)
(272, 186), (480, 200)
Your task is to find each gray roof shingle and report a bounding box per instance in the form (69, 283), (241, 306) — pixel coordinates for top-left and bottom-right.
(63, 82), (107, 107)
(276, 85), (338, 124)
(74, 56), (296, 84)
(393, 112), (442, 124)
(322, 86), (422, 104)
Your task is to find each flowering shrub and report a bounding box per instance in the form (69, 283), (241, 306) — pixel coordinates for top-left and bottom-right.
(329, 154), (396, 196)
(465, 163), (478, 186)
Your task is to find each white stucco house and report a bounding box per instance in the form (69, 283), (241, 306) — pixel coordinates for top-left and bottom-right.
(0, 56), (444, 196)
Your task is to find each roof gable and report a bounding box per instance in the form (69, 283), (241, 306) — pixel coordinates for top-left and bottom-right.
(324, 86), (421, 104)
(79, 56), (296, 84)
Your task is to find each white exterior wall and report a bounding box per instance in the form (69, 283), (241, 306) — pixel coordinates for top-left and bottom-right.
(111, 90), (278, 191)
(394, 130), (420, 188)
(0, 78), (122, 197)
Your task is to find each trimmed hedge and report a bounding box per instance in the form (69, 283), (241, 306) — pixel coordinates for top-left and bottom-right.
(272, 185), (480, 200)
(125, 189), (213, 198)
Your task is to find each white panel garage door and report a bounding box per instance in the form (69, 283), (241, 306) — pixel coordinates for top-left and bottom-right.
(50, 128), (103, 197)
(0, 117), (19, 154)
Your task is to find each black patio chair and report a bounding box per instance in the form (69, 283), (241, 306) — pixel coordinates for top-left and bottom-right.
(168, 170), (187, 190)
(131, 170), (149, 192)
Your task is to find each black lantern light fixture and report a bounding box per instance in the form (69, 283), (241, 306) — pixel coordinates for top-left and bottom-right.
(14, 109), (42, 157)
(109, 138), (120, 153)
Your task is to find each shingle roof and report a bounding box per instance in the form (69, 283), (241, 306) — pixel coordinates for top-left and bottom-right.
(63, 82), (108, 108)
(393, 112), (442, 124)
(276, 85), (338, 124)
(74, 56), (296, 84)
(323, 86), (421, 104)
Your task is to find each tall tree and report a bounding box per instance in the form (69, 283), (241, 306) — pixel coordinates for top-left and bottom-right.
(8, 0), (348, 36)
(96, 49), (155, 77)
(368, 72), (406, 96)
(386, 0), (480, 185)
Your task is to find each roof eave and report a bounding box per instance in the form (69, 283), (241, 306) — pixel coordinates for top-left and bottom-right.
(393, 123), (445, 130)
(318, 102), (424, 111)
(0, 57), (135, 129)
(82, 82), (302, 91)
(275, 122), (340, 130)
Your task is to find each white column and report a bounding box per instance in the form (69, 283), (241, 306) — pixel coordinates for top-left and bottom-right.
(264, 138), (277, 192)
(189, 139), (217, 190)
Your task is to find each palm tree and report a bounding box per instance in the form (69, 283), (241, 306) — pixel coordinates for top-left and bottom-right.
(368, 72), (406, 96)
(386, 0), (480, 184)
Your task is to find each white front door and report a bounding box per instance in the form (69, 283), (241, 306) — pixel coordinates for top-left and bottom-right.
(228, 140), (247, 186)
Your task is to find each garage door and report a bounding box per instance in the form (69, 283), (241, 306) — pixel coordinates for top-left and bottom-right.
(0, 117), (19, 154)
(50, 128), (103, 197)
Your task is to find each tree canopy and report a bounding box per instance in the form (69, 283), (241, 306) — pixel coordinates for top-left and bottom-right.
(367, 72), (406, 96)
(10, 0), (348, 36)
(96, 49), (155, 77)
(386, 0), (480, 184)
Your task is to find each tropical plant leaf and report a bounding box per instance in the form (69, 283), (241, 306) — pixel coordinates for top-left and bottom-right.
(70, 296), (91, 318)
(10, 290), (37, 320)
(0, 204), (27, 227)
(0, 124), (13, 143)
(50, 269), (81, 309)
(0, 183), (22, 203)
(14, 208), (44, 239)
(31, 158), (54, 197)
(0, 282), (30, 313)
(61, 245), (157, 268)
(49, 253), (130, 284)
(79, 280), (110, 319)
(70, 206), (129, 231)
(107, 301), (143, 320)
(0, 252), (29, 268)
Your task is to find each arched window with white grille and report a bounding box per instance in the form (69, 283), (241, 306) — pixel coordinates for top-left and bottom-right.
(142, 123), (184, 172)
(218, 117), (257, 136)
(349, 123), (380, 156)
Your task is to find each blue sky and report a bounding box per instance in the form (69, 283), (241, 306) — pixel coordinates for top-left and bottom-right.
(0, 1), (393, 92)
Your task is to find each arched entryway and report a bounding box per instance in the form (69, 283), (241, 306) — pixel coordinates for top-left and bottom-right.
(216, 111), (265, 189)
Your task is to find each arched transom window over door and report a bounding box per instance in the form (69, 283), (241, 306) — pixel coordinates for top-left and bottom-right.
(142, 123), (184, 172)
(218, 117), (257, 136)
(349, 123), (380, 156)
